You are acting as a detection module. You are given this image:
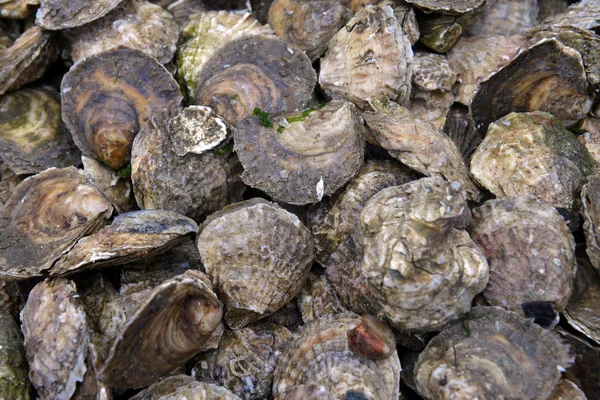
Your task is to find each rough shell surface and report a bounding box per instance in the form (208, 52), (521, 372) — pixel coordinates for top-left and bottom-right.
(417, 10), (482, 54)
(347, 314), (396, 360)
(467, 0), (539, 36)
(539, 0), (600, 31)
(408, 88), (454, 129)
(582, 175), (600, 273)
(130, 375), (241, 400)
(557, 328), (600, 399)
(442, 105), (482, 164)
(35, 0), (124, 30)
(564, 253), (600, 345)
(548, 379), (587, 400)
(82, 155), (136, 214)
(404, 0), (484, 15)
(577, 117), (600, 169)
(297, 274), (346, 323)
(0, 0), (38, 19)
(0, 310), (31, 399)
(274, 384), (335, 400)
(411, 52), (456, 92)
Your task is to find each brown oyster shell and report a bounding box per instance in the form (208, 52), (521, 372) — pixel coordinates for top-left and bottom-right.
(69, 0), (178, 65)
(268, 0), (351, 61)
(21, 278), (89, 400)
(273, 313), (401, 399)
(51, 209), (198, 276)
(538, 0), (567, 21)
(355, 177), (489, 331)
(447, 35), (524, 106)
(0, 0), (38, 19)
(470, 196), (576, 314)
(405, 0), (484, 15)
(35, 0), (124, 30)
(130, 375), (241, 400)
(469, 39), (593, 132)
(467, 0), (539, 36)
(192, 323), (292, 399)
(61, 47), (183, 170)
(414, 306), (573, 400)
(99, 270), (223, 389)
(275, 385), (335, 400)
(0, 167), (113, 281)
(408, 87), (454, 129)
(0, 168), (22, 208)
(548, 379), (587, 400)
(471, 111), (596, 210)
(312, 160), (412, 265)
(0, 26), (58, 95)
(319, 5), (413, 109)
(0, 279), (20, 319)
(235, 101), (364, 205)
(411, 52), (456, 92)
(363, 102), (481, 201)
(417, 9), (483, 54)
(582, 175), (600, 273)
(82, 156), (136, 214)
(195, 35), (316, 126)
(297, 274), (346, 323)
(564, 253), (600, 345)
(556, 328), (600, 399)
(0, 310), (32, 399)
(73, 344), (112, 400)
(132, 107), (244, 222)
(347, 314), (395, 360)
(442, 105), (482, 164)
(0, 87), (81, 175)
(577, 117), (600, 169)
(539, 0), (600, 31)
(260, 298), (303, 332)
(198, 198), (314, 329)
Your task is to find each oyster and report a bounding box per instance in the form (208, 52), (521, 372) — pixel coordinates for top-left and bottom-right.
(347, 314), (396, 360)
(195, 35), (316, 126)
(35, 0), (124, 30)
(0, 167), (113, 281)
(470, 197), (576, 318)
(0, 0), (38, 18)
(296, 274), (346, 323)
(414, 306), (573, 400)
(363, 101), (481, 201)
(235, 101), (364, 205)
(417, 9), (483, 53)
(469, 39), (593, 132)
(404, 0), (484, 14)
(273, 313), (401, 399)
(267, 0), (352, 61)
(319, 5), (413, 109)
(582, 175), (600, 273)
(548, 380), (587, 400)
(539, 0), (600, 31)
(0, 310), (31, 399)
(51, 209), (198, 276)
(557, 328), (600, 399)
(130, 375), (241, 400)
(132, 107), (244, 222)
(442, 105), (482, 164)
(192, 323), (292, 399)
(198, 198), (314, 329)
(577, 117), (600, 169)
(564, 254), (600, 346)
(73, 344), (111, 400)
(0, 87), (81, 175)
(0, 167), (22, 208)
(82, 156), (136, 214)
(355, 177), (489, 331)
(467, 0), (539, 36)
(275, 385), (334, 400)
(393, 2), (420, 45)
(69, 0), (178, 65)
(99, 270), (223, 389)
(61, 47), (183, 170)
(21, 278), (89, 400)
(471, 111), (596, 211)
(165, 0), (207, 25)
(0, 26), (58, 95)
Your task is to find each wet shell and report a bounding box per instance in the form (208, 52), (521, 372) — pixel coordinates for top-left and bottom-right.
(471, 111), (596, 210)
(99, 270), (224, 389)
(51, 209), (198, 276)
(21, 278), (89, 400)
(319, 5), (413, 110)
(82, 155), (136, 214)
(192, 323), (292, 399)
(297, 274), (346, 323)
(0, 310), (31, 399)
(235, 101), (364, 205)
(35, 0), (124, 30)
(467, 0), (539, 36)
(69, 0), (178, 65)
(0, 87), (81, 175)
(61, 47), (183, 170)
(197, 198), (314, 329)
(0, 167), (113, 281)
(564, 253), (600, 345)
(548, 380), (587, 400)
(273, 313), (401, 399)
(130, 375), (241, 400)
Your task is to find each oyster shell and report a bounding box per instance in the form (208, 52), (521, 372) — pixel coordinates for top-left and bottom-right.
(198, 198), (314, 329)
(297, 274), (346, 323)
(442, 105), (482, 164)
(35, 0), (124, 30)
(470, 196), (576, 315)
(273, 313), (401, 399)
(557, 328), (600, 399)
(0, 310), (31, 399)
(235, 101), (364, 205)
(0, 87), (81, 175)
(69, 0), (178, 65)
(73, 343), (111, 400)
(582, 175), (600, 273)
(415, 306), (573, 400)
(577, 117), (600, 169)
(538, 0), (567, 21)
(131, 375), (241, 400)
(539, 0), (600, 31)
(548, 379), (587, 400)
(467, 0), (539, 36)
(61, 47), (183, 170)
(347, 314), (396, 360)
(405, 0), (484, 15)
(564, 254), (600, 346)
(82, 155), (136, 214)
(471, 111), (596, 211)
(51, 209), (198, 276)
(99, 270), (224, 389)
(319, 5), (413, 109)
(275, 385), (335, 400)
(21, 278), (89, 400)
(0, 0), (38, 18)
(0, 167), (113, 281)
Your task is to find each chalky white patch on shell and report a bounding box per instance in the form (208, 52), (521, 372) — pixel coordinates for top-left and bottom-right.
(316, 177), (324, 201)
(168, 106), (228, 156)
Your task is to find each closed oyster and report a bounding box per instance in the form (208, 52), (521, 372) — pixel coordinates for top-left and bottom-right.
(82, 156), (136, 214)
(21, 278), (89, 400)
(132, 107), (244, 222)
(61, 48), (183, 170)
(99, 270), (223, 389)
(470, 197), (576, 317)
(195, 35), (316, 126)
(0, 311), (31, 399)
(0, 0), (38, 18)
(69, 0), (178, 65)
(192, 323), (292, 399)
(51, 209), (198, 276)
(297, 274), (346, 323)
(414, 306), (573, 400)
(267, 0), (352, 60)
(312, 160), (413, 265)
(471, 111), (596, 210)
(417, 8), (483, 53)
(467, 0), (538, 36)
(131, 375), (241, 400)
(198, 198), (314, 329)
(447, 35), (524, 106)
(582, 175), (600, 273)
(0, 87), (81, 175)
(235, 101), (364, 205)
(469, 39), (593, 132)
(319, 5), (413, 109)
(273, 313), (401, 399)
(405, 0), (484, 14)
(442, 105), (482, 164)
(0, 26), (58, 95)
(548, 380), (587, 400)
(363, 101), (481, 201)
(35, 0), (124, 30)
(355, 177), (489, 331)
(564, 254), (600, 345)
(0, 167), (113, 281)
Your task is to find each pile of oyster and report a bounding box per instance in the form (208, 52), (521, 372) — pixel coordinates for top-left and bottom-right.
(0, 0), (599, 398)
